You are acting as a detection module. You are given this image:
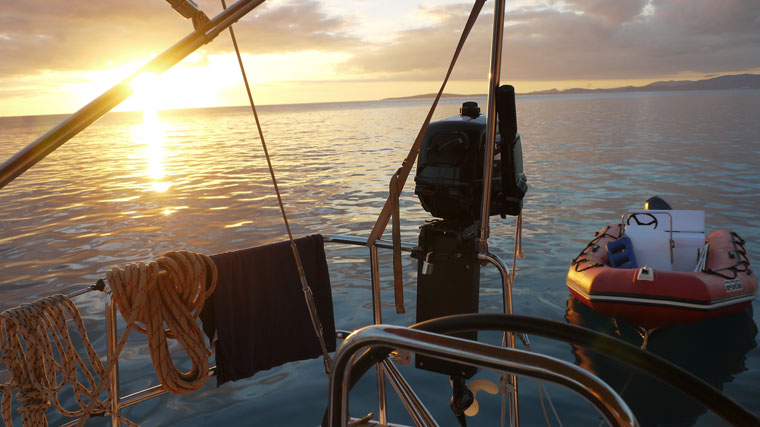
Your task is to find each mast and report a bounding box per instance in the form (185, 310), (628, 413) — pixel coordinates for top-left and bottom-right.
(479, 1), (520, 425)
(478, 0), (507, 253)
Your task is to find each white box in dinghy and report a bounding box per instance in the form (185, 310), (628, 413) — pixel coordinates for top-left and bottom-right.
(624, 210), (706, 271)
(624, 226), (673, 270)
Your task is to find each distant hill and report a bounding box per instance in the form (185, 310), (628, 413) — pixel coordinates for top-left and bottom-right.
(382, 74), (760, 100)
(526, 73), (760, 95)
(382, 93), (486, 101)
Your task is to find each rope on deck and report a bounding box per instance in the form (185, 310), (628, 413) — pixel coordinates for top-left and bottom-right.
(77, 250), (217, 426)
(0, 294), (110, 426)
(108, 250), (217, 394)
(0, 250), (216, 425)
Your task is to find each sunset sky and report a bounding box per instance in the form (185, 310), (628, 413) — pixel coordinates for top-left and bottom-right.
(1, 0), (759, 117)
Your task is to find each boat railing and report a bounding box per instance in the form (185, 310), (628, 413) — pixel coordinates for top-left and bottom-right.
(50, 232), (519, 427)
(322, 233), (519, 425)
(16, 233), (759, 427)
(58, 289), (219, 427)
(328, 324), (637, 427)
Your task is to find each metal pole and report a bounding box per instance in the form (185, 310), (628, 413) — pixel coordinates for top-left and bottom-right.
(476, 1), (518, 424)
(477, 0), (507, 255)
(369, 245), (383, 326)
(368, 244), (387, 424)
(107, 295), (120, 426)
(479, 252), (518, 425)
(381, 359), (438, 426)
(0, 0), (267, 190)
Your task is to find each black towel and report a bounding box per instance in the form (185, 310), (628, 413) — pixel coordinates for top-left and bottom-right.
(200, 234), (336, 386)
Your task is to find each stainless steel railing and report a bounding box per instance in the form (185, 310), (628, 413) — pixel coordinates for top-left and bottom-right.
(327, 324), (637, 427)
(322, 234), (519, 425)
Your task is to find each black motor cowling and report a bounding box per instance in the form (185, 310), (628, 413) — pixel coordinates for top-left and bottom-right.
(644, 196), (673, 210)
(414, 85), (527, 221)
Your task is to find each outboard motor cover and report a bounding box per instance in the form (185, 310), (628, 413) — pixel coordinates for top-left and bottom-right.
(644, 196), (673, 210)
(414, 86), (527, 221)
(495, 85), (528, 216)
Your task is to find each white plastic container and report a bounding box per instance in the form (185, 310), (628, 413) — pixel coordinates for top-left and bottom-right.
(624, 209), (706, 272)
(624, 226), (673, 270)
(672, 232), (706, 271)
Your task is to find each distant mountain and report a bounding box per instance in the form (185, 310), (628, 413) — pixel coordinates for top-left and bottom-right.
(383, 74), (760, 100)
(526, 74), (760, 95)
(382, 93), (486, 101)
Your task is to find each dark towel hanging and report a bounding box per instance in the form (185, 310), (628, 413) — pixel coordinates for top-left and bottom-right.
(199, 234), (336, 386)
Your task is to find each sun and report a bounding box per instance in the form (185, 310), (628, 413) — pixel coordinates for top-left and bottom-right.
(130, 73), (163, 114)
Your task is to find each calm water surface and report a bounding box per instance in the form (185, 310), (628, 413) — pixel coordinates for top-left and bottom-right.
(1, 90), (759, 426)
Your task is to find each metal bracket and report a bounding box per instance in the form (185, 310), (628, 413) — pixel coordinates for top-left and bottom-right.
(636, 266), (655, 282)
(389, 350), (413, 366)
(166, 0), (210, 31)
(421, 251), (434, 275)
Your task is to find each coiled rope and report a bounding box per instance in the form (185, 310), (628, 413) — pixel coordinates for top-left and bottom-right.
(0, 294), (111, 426)
(108, 250), (217, 394)
(76, 250), (217, 426)
(1, 251), (216, 426)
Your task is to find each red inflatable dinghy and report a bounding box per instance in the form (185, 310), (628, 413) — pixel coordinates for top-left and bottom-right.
(567, 220), (757, 330)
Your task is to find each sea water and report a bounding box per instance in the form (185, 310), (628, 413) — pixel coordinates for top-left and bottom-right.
(1, 90), (758, 426)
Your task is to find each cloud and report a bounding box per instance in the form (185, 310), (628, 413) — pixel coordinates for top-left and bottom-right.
(0, 0), (179, 74)
(0, 0), (759, 89)
(558, 0), (649, 25)
(338, 3), (494, 81)
(343, 0), (760, 82)
(225, 0), (358, 54)
(651, 0), (760, 36)
(0, 0), (358, 76)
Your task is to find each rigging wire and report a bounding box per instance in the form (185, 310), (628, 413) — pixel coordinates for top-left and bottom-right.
(366, 0), (487, 247)
(220, 0), (332, 374)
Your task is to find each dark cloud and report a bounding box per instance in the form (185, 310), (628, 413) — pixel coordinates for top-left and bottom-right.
(227, 0), (357, 54)
(336, 3), (493, 81)
(0, 0), (184, 75)
(559, 0), (649, 25)
(651, 0), (760, 36)
(0, 0), (357, 76)
(0, 0), (758, 85)
(344, 0), (760, 82)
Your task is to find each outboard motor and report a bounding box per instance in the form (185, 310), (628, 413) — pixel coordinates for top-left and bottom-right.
(495, 85), (529, 216)
(412, 86), (528, 385)
(414, 85), (527, 221)
(645, 195), (672, 210)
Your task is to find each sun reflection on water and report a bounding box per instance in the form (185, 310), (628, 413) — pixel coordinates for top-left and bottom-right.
(130, 73), (171, 194)
(131, 108), (170, 193)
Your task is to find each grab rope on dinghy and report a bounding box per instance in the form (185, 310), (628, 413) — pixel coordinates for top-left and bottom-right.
(702, 231), (754, 279)
(571, 225), (623, 272)
(220, 0), (333, 374)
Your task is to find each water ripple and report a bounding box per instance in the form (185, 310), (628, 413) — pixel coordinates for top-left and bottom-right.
(1, 92), (759, 425)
